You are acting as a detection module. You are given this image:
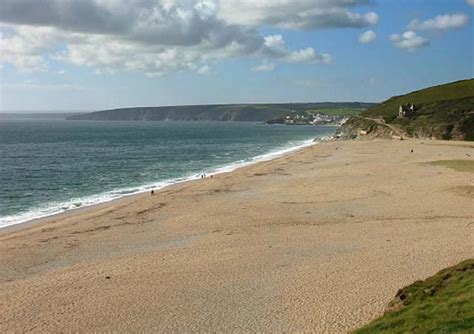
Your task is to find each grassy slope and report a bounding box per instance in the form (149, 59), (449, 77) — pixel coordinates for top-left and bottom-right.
(364, 79), (474, 121)
(68, 103), (373, 121)
(362, 79), (474, 140)
(354, 259), (474, 334)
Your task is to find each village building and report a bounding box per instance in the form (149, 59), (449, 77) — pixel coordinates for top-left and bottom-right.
(398, 103), (416, 118)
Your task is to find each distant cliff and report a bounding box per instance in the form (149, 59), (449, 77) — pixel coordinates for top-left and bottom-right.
(66, 103), (375, 122)
(337, 79), (474, 141)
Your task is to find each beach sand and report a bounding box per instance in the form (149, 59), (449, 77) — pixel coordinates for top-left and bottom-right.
(1, 139), (473, 333)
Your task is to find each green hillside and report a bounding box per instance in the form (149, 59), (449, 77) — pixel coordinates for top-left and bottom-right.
(355, 259), (474, 334)
(67, 102), (373, 122)
(362, 79), (474, 140)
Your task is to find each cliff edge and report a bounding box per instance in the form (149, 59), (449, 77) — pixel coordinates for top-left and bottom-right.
(337, 79), (474, 141)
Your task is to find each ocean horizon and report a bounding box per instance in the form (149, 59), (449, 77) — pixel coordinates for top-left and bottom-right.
(0, 119), (337, 228)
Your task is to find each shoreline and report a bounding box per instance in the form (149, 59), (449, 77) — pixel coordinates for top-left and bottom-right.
(1, 138), (472, 333)
(0, 136), (332, 234)
(0, 135), (333, 232)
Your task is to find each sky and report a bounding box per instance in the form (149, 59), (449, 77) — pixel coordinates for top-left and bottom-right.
(0, 0), (473, 111)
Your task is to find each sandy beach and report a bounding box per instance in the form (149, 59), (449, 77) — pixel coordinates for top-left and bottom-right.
(1, 139), (473, 333)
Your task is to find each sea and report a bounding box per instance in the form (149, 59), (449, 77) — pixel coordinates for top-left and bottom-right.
(0, 118), (337, 228)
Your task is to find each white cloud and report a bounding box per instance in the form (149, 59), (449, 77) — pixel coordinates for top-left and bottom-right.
(408, 13), (470, 31)
(358, 30), (376, 44)
(390, 31), (429, 51)
(218, 0), (378, 30)
(252, 61), (275, 72)
(466, 0), (474, 7)
(0, 25), (59, 72)
(288, 48), (330, 64)
(3, 82), (84, 92)
(195, 65), (210, 75)
(263, 34), (331, 64)
(0, 0), (379, 75)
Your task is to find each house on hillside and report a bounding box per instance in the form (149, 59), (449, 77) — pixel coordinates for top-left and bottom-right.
(398, 103), (416, 118)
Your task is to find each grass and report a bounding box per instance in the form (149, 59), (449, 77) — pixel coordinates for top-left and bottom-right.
(426, 160), (474, 172)
(70, 102), (376, 122)
(361, 79), (474, 140)
(354, 259), (474, 334)
(363, 79), (474, 122)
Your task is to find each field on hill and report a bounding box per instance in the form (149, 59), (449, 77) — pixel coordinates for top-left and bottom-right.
(361, 79), (474, 140)
(67, 103), (374, 122)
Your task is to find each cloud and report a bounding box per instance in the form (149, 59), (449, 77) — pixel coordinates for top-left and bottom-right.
(466, 0), (474, 6)
(390, 13), (470, 53)
(0, 0), (378, 37)
(289, 48), (331, 64)
(218, 0), (378, 30)
(0, 0), (377, 75)
(252, 61), (275, 72)
(0, 25), (58, 72)
(195, 65), (210, 75)
(358, 30), (376, 44)
(408, 13), (470, 31)
(263, 34), (331, 64)
(3, 81), (84, 92)
(390, 31), (429, 51)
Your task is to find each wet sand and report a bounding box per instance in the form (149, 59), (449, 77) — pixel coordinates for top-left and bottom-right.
(1, 139), (473, 333)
